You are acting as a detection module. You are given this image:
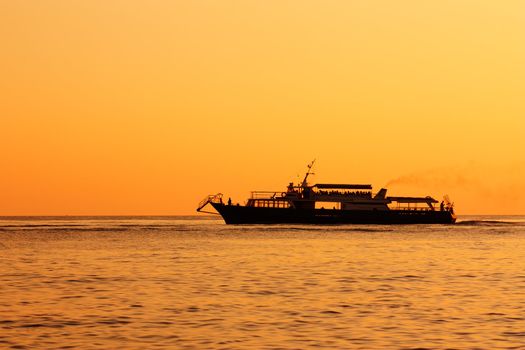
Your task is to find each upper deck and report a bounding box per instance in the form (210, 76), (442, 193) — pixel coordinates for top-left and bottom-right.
(247, 183), (439, 211)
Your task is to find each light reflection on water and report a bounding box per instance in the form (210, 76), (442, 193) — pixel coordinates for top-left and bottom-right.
(1, 216), (525, 349)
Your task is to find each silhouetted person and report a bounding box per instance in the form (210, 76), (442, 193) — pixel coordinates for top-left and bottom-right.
(228, 197), (232, 206)
(303, 188), (311, 199)
(440, 201), (444, 211)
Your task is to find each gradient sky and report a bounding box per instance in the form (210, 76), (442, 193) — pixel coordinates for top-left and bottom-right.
(1, 1), (524, 215)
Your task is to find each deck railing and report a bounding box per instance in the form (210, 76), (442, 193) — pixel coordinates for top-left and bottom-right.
(390, 206), (434, 211)
(250, 191), (282, 199)
(251, 199), (291, 208)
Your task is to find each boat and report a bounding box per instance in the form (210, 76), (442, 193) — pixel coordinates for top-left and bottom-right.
(197, 161), (456, 224)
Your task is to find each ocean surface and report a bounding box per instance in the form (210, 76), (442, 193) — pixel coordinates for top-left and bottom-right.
(1, 215), (525, 350)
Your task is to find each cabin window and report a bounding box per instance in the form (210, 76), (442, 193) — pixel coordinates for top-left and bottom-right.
(315, 202), (340, 210)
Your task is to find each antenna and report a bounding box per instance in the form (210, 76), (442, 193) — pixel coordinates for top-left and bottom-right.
(301, 159), (316, 187)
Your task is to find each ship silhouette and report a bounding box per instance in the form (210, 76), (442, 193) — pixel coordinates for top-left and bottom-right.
(197, 161), (456, 224)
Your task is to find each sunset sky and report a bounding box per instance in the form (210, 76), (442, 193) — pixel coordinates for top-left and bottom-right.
(1, 1), (524, 215)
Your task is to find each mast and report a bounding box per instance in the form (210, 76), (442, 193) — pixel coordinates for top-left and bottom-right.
(301, 159), (316, 187)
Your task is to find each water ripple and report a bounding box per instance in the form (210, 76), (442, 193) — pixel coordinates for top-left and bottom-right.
(1, 215), (525, 349)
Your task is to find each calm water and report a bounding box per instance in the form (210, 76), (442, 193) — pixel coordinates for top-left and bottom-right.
(1, 216), (525, 349)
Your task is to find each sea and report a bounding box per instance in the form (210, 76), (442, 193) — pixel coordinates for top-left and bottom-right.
(1, 215), (524, 350)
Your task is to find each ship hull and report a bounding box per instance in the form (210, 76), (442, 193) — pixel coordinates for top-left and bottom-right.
(211, 203), (456, 225)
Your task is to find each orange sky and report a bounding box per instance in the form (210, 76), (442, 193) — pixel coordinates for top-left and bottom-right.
(1, 1), (524, 215)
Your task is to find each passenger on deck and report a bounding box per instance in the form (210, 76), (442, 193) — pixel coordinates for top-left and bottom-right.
(440, 201), (444, 211)
(228, 197), (232, 206)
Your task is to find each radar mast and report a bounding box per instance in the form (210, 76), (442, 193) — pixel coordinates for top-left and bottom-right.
(301, 159), (316, 187)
